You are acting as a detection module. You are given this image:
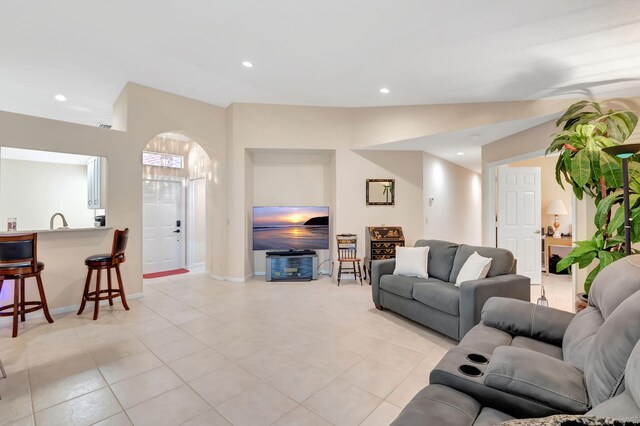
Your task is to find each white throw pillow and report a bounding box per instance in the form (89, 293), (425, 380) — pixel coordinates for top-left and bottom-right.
(455, 251), (492, 286)
(393, 246), (430, 278)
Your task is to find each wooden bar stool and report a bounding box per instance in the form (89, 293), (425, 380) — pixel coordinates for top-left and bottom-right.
(78, 228), (130, 320)
(0, 233), (54, 337)
(336, 233), (363, 286)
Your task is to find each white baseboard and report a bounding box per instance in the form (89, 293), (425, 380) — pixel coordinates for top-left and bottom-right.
(0, 292), (144, 325)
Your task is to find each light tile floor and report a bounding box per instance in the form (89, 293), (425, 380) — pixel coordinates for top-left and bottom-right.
(0, 272), (574, 426)
(534, 273), (574, 313)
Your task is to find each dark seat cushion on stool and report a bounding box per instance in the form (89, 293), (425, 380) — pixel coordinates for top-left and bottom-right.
(85, 254), (112, 266)
(0, 261), (45, 277)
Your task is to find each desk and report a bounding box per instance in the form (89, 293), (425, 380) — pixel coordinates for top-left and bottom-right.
(364, 226), (404, 280)
(545, 236), (573, 275)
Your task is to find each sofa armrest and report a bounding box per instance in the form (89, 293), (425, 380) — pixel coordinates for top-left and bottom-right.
(458, 274), (530, 339)
(484, 346), (589, 414)
(391, 384), (481, 426)
(371, 259), (396, 307)
(481, 297), (574, 346)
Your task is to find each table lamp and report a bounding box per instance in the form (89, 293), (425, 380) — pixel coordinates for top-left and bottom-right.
(602, 143), (640, 255)
(546, 200), (568, 238)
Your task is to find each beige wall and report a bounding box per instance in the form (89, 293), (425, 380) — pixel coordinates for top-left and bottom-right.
(228, 103), (426, 279)
(336, 149), (424, 256)
(423, 153), (482, 245)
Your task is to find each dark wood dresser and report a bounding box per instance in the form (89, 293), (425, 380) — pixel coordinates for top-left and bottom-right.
(364, 226), (405, 279)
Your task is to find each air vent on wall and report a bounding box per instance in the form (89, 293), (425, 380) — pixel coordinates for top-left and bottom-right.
(97, 123), (112, 129)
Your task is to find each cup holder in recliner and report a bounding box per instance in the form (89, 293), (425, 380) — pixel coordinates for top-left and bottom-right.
(458, 364), (483, 377)
(466, 353), (489, 364)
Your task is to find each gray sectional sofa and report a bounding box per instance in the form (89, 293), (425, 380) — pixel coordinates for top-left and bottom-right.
(371, 239), (530, 340)
(392, 254), (640, 425)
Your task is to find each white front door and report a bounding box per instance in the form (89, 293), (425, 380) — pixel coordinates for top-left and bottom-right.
(497, 166), (542, 284)
(143, 180), (185, 274)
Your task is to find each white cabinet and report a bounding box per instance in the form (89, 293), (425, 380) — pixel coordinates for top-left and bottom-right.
(87, 157), (106, 209)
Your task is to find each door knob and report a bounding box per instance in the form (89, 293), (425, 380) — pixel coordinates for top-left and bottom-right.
(173, 230), (180, 233)
(534, 230), (541, 234)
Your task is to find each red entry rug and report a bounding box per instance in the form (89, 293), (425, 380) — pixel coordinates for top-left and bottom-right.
(143, 268), (190, 279)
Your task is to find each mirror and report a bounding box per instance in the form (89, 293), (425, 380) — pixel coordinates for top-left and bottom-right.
(0, 147), (107, 231)
(366, 179), (395, 205)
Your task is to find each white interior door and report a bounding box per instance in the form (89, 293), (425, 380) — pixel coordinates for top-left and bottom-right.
(143, 180), (185, 274)
(497, 166), (541, 284)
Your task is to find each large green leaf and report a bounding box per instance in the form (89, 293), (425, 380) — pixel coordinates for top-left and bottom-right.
(608, 194), (640, 234)
(594, 135), (618, 147)
(606, 112), (637, 141)
(567, 243), (598, 257)
(605, 235), (626, 249)
(598, 251), (615, 269)
(584, 266), (600, 294)
(547, 137), (567, 154)
(586, 139), (601, 179)
(578, 251), (597, 268)
(577, 124), (595, 139)
(571, 149), (591, 187)
(556, 255), (574, 272)
(554, 154), (566, 189)
(600, 152), (622, 188)
(556, 100), (592, 126)
(573, 185), (584, 201)
(595, 190), (622, 229)
(620, 111), (639, 134)
(608, 206), (626, 234)
(594, 122), (607, 134)
(631, 207), (640, 241)
(607, 116), (625, 141)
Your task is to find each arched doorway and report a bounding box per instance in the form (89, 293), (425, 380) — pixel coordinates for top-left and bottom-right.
(141, 132), (212, 277)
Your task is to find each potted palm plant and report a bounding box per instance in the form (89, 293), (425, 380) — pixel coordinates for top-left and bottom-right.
(546, 100), (639, 294)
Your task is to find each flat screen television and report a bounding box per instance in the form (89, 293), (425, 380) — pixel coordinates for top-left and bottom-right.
(252, 206), (329, 251)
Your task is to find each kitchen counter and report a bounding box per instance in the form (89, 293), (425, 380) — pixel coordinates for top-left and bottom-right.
(0, 225), (136, 313)
(0, 227), (112, 235)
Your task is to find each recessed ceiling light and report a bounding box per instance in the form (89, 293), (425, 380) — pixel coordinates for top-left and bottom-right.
(379, 87), (390, 94)
(54, 94), (67, 102)
(242, 61), (254, 68)
(457, 152), (465, 156)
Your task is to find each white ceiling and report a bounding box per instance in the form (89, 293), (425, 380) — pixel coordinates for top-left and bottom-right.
(1, 0), (639, 128)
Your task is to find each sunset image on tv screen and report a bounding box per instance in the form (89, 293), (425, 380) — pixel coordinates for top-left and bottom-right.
(252, 206), (329, 250)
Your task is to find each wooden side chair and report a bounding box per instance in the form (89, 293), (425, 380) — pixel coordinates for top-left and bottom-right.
(0, 233), (54, 337)
(336, 233), (363, 286)
(78, 228), (130, 320)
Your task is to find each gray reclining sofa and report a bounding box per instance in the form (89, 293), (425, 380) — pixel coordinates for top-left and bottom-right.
(371, 239), (530, 340)
(392, 255), (640, 425)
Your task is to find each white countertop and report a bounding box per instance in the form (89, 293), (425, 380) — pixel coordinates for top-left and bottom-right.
(0, 227), (112, 235)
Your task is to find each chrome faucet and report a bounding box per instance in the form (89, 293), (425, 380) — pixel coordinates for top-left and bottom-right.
(50, 213), (69, 230)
